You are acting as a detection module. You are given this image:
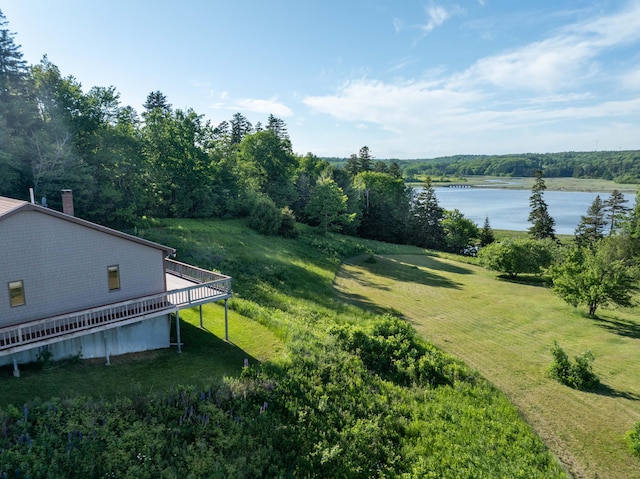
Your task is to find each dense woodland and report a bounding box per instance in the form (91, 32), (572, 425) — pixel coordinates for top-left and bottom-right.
(324, 151), (640, 184)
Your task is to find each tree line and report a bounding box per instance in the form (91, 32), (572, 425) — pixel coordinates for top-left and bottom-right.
(0, 10), (480, 253)
(2, 9), (639, 305)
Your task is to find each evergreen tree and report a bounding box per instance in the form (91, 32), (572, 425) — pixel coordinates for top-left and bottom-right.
(143, 90), (172, 113)
(230, 112), (252, 145)
(409, 178), (445, 249)
(358, 146), (373, 173)
(0, 9), (34, 198)
(345, 153), (359, 176)
(603, 189), (630, 235)
(527, 170), (556, 240)
(388, 161), (403, 179)
(479, 216), (495, 246)
(575, 195), (607, 247)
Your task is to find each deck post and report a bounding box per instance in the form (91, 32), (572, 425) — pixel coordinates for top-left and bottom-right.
(224, 299), (229, 341)
(12, 355), (20, 378)
(104, 331), (110, 365)
(199, 305), (203, 328)
(176, 311), (182, 353)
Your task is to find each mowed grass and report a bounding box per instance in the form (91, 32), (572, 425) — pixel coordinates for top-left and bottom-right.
(334, 253), (640, 479)
(0, 304), (285, 405)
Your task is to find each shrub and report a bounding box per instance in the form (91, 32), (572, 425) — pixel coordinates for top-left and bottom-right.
(278, 206), (298, 238)
(627, 422), (640, 458)
(248, 195), (282, 235)
(547, 341), (599, 390)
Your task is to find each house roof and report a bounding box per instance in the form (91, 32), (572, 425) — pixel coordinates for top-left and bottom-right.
(0, 196), (176, 255)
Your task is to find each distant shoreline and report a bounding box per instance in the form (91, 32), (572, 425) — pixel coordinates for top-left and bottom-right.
(411, 176), (638, 193)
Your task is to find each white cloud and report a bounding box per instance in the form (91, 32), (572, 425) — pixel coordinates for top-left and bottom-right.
(210, 97), (293, 117)
(421, 4), (464, 33)
(301, 2), (640, 156)
(456, 2), (640, 92)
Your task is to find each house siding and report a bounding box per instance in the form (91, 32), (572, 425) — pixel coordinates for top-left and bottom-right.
(0, 210), (167, 328)
(0, 315), (171, 367)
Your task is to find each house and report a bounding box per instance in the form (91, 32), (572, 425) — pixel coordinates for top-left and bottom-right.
(0, 191), (232, 377)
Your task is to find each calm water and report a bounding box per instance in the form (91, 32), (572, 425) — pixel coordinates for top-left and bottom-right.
(430, 187), (636, 235)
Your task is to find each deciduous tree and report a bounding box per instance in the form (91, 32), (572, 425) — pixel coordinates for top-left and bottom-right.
(550, 237), (638, 316)
(478, 238), (555, 278)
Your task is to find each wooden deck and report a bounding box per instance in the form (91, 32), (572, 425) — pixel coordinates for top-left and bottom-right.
(0, 259), (231, 358)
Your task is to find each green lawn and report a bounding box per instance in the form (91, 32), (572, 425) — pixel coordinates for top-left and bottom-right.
(333, 253), (640, 479)
(0, 304), (285, 405)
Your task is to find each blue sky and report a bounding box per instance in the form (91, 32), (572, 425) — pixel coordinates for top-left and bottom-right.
(3, 0), (640, 158)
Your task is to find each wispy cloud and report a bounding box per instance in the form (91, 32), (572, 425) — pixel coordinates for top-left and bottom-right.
(303, 2), (640, 155)
(421, 3), (464, 33)
(210, 95), (293, 117)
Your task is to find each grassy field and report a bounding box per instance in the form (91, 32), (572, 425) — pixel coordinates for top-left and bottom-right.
(333, 253), (640, 479)
(425, 175), (639, 193)
(1, 217), (633, 477)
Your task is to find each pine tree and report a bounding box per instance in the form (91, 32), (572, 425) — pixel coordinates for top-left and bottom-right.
(410, 178), (445, 249)
(479, 216), (495, 246)
(603, 189), (630, 235)
(345, 154), (359, 177)
(575, 195), (606, 247)
(527, 170), (556, 240)
(143, 90), (172, 113)
(358, 146), (373, 172)
(0, 9), (35, 198)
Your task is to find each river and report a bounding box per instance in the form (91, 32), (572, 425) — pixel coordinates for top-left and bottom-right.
(430, 187), (636, 235)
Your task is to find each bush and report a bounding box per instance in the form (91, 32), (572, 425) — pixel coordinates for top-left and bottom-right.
(478, 238), (556, 278)
(278, 206), (298, 238)
(627, 422), (640, 458)
(547, 341), (599, 390)
(248, 195), (282, 235)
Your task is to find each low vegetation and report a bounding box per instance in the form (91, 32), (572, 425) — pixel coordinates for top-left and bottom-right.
(0, 220), (569, 478)
(547, 341), (600, 390)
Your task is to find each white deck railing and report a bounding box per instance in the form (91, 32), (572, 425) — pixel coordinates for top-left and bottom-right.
(0, 260), (232, 357)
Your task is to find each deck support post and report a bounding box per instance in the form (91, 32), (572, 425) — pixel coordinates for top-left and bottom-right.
(199, 305), (203, 328)
(12, 355), (20, 378)
(224, 299), (229, 341)
(104, 331), (110, 365)
(176, 311), (182, 353)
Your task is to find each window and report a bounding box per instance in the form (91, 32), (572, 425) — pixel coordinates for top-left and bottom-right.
(9, 280), (25, 307)
(108, 265), (120, 291)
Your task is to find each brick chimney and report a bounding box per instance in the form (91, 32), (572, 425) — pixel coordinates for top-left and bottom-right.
(61, 189), (74, 216)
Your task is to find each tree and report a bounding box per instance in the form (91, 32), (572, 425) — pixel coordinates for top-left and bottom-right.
(528, 170), (556, 240)
(230, 112), (252, 145)
(442, 209), (479, 255)
(236, 129), (297, 207)
(479, 216), (495, 246)
(358, 146), (373, 173)
(409, 178), (445, 249)
(143, 90), (171, 113)
(0, 9), (34, 198)
(550, 236), (638, 317)
(355, 171), (411, 243)
(575, 195), (607, 247)
(388, 161), (403, 179)
(345, 153), (359, 177)
(604, 189), (630, 235)
(478, 238), (555, 278)
(305, 176), (353, 235)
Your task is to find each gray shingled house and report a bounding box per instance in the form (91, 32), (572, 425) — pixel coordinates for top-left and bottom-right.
(0, 192), (232, 376)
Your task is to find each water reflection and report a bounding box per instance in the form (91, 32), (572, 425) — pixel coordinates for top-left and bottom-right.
(430, 187), (636, 235)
